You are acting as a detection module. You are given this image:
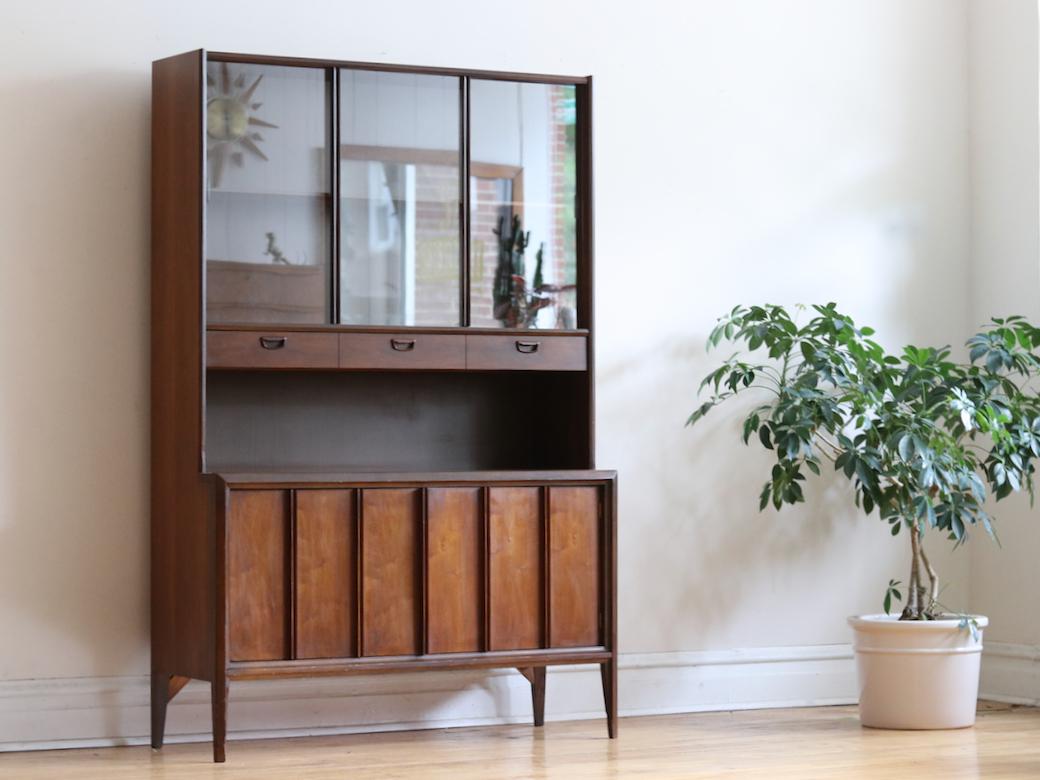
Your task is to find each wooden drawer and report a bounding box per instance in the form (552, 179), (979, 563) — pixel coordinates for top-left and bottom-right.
(466, 335), (587, 371)
(339, 333), (465, 370)
(208, 330), (338, 369)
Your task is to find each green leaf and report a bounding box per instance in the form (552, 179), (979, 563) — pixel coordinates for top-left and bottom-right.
(758, 425), (773, 450)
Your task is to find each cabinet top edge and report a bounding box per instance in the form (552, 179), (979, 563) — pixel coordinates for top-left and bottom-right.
(207, 324), (590, 337)
(212, 469), (617, 487)
(199, 51), (591, 85)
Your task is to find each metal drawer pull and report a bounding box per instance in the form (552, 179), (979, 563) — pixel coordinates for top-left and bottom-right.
(515, 340), (541, 354)
(258, 336), (287, 350)
(390, 338), (416, 352)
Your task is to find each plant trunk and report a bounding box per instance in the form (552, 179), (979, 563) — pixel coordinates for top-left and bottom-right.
(900, 523), (937, 620)
(918, 535), (939, 612)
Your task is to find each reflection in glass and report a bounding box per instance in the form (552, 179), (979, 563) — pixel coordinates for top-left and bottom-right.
(205, 62), (331, 324)
(469, 80), (578, 329)
(339, 71), (461, 326)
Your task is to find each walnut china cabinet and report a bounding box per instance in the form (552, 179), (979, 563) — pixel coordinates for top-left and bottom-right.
(151, 49), (615, 762)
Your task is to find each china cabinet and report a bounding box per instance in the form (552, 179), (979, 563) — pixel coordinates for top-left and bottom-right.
(151, 49), (614, 762)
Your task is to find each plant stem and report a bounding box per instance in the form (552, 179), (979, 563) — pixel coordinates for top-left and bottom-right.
(902, 522), (923, 620)
(918, 536), (939, 611)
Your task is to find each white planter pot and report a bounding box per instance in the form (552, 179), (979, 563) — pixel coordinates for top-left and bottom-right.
(848, 613), (988, 729)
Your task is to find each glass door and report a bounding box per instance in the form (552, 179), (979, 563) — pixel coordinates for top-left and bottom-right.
(205, 61), (332, 324)
(469, 80), (579, 330)
(338, 70), (462, 326)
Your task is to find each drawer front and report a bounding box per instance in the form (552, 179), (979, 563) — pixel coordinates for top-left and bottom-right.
(339, 333), (465, 370)
(466, 335), (587, 371)
(208, 330), (338, 369)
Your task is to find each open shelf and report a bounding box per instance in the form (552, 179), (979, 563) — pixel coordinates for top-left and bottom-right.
(205, 370), (590, 473)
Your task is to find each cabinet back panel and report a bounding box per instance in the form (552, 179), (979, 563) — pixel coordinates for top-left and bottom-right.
(228, 490), (290, 662)
(295, 489), (357, 659)
(426, 487), (483, 653)
(206, 371), (587, 471)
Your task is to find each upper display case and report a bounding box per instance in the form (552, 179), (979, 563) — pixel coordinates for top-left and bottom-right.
(204, 55), (590, 330)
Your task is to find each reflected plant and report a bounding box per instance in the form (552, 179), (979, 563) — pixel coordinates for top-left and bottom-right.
(492, 215), (575, 328)
(687, 304), (1040, 619)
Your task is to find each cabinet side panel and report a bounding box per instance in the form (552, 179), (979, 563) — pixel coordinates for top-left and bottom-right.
(296, 489), (356, 658)
(488, 487), (542, 650)
(151, 50), (214, 681)
(426, 487), (482, 654)
(548, 486), (601, 647)
(361, 489), (420, 656)
(228, 490), (290, 661)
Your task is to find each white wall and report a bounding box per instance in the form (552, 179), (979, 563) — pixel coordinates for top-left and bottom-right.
(0, 0), (992, 746)
(967, 0), (1040, 651)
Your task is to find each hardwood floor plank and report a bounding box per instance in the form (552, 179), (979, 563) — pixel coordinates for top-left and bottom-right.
(1, 703), (1038, 778)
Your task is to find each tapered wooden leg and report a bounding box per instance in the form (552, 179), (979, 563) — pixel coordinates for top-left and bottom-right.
(600, 658), (617, 738)
(531, 667), (546, 727)
(212, 678), (228, 763)
(517, 667), (547, 727)
(150, 672), (169, 750)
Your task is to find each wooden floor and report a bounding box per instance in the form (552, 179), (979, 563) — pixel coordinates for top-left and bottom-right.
(2, 702), (1038, 779)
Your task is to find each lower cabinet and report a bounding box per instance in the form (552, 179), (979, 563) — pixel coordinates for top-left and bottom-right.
(226, 477), (610, 663)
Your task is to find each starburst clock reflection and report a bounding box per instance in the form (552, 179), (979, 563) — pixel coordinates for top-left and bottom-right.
(207, 63), (278, 188)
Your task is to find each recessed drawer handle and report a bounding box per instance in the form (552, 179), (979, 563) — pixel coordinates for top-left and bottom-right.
(390, 338), (416, 352)
(515, 340), (541, 354)
(258, 336), (287, 350)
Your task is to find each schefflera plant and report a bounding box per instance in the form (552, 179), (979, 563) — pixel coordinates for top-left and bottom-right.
(688, 304), (1040, 620)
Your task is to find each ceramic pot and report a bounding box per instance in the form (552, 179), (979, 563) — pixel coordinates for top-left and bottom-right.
(848, 613), (988, 729)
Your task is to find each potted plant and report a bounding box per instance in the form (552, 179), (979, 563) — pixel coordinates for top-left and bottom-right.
(687, 304), (1040, 729)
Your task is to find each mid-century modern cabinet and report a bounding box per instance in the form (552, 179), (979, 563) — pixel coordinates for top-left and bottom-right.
(151, 49), (615, 762)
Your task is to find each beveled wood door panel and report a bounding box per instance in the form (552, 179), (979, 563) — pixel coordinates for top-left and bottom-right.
(548, 486), (601, 647)
(295, 490), (356, 659)
(361, 489), (420, 656)
(426, 488), (482, 654)
(228, 490), (290, 662)
(488, 487), (543, 651)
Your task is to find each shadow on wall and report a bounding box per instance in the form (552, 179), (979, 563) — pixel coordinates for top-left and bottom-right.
(598, 329), (898, 652)
(0, 68), (153, 734)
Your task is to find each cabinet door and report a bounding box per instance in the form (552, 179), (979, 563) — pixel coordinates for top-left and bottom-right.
(228, 490), (290, 661)
(361, 489), (421, 656)
(205, 61), (332, 324)
(339, 70), (461, 326)
(426, 487), (483, 653)
(296, 490), (356, 659)
(469, 80), (579, 329)
(488, 487), (543, 650)
(549, 486), (601, 647)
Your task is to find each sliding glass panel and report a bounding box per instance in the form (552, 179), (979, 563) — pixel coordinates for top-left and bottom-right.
(205, 62), (331, 324)
(339, 71), (461, 326)
(469, 80), (578, 330)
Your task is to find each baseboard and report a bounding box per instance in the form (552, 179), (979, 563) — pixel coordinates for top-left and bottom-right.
(979, 641), (1040, 705)
(0, 644), (857, 752)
